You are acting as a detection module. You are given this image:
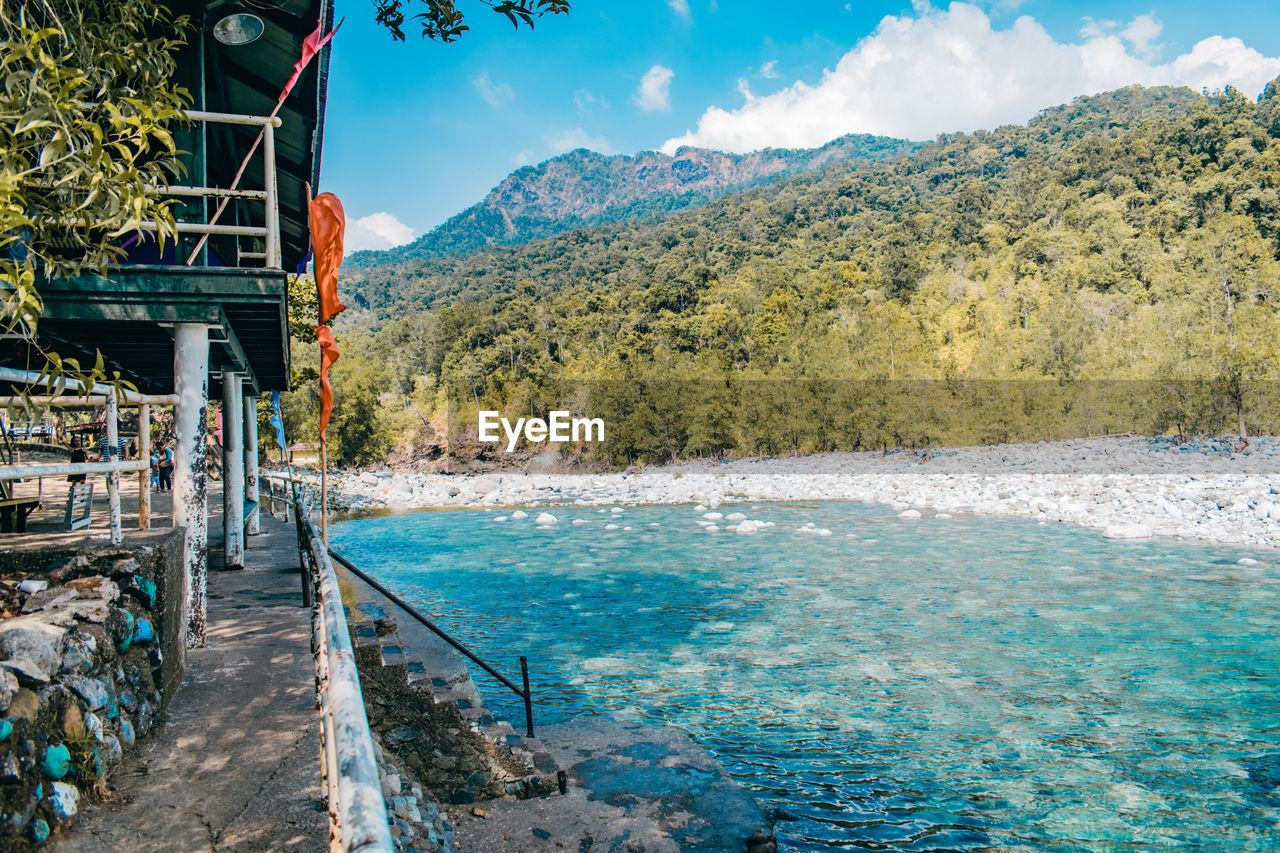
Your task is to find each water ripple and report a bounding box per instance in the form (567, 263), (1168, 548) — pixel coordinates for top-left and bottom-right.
(334, 502), (1280, 852)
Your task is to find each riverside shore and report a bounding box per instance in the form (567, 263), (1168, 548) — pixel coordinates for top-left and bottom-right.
(321, 436), (1280, 549)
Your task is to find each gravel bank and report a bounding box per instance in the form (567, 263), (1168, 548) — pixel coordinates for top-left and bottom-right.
(322, 436), (1280, 549)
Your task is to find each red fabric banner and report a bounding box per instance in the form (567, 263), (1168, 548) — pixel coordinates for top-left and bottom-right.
(316, 326), (340, 444)
(309, 192), (346, 325)
(278, 18), (342, 106)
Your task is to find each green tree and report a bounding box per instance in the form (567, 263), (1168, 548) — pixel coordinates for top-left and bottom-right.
(372, 0), (569, 42)
(327, 342), (394, 466)
(1, 0), (190, 391)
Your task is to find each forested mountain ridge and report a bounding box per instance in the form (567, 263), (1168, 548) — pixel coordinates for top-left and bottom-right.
(340, 85), (1203, 315)
(343, 133), (920, 267)
(295, 83), (1280, 468)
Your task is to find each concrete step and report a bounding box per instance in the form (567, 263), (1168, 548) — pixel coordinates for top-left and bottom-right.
(342, 581), (562, 792)
(448, 717), (776, 853)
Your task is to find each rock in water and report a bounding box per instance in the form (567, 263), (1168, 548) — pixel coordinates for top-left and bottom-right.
(536, 512), (558, 524)
(1103, 524), (1152, 540)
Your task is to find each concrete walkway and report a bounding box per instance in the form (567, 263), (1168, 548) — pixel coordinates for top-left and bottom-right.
(54, 502), (328, 852)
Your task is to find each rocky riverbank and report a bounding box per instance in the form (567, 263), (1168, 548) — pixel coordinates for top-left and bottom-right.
(313, 436), (1280, 549)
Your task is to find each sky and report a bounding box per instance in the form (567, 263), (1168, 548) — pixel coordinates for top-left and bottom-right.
(320, 1), (1280, 252)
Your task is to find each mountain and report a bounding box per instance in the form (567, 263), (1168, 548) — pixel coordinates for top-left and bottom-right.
(311, 83), (1280, 467)
(340, 85), (1207, 316)
(343, 134), (921, 267)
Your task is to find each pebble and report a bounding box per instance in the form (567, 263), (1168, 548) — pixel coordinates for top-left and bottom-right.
(0, 669), (16, 712)
(42, 744), (71, 779)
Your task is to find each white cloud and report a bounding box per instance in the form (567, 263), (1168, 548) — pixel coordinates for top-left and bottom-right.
(345, 212), (417, 254)
(472, 70), (513, 107)
(666, 0), (690, 20)
(636, 64), (675, 112)
(574, 88), (608, 114)
(662, 4), (1280, 154)
(759, 59), (778, 79)
(511, 148), (536, 167)
(548, 127), (614, 154)
(1121, 13), (1162, 60)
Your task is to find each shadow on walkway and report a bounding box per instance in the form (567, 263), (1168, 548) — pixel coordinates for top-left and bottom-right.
(53, 504), (327, 852)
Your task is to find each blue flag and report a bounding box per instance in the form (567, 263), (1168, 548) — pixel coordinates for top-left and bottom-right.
(269, 391), (288, 457)
(296, 244), (313, 276)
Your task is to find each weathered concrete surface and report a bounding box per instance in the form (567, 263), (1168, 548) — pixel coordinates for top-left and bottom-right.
(448, 718), (774, 853)
(55, 508), (326, 852)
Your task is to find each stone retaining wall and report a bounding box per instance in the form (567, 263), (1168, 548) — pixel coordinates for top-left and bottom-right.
(0, 531), (184, 848)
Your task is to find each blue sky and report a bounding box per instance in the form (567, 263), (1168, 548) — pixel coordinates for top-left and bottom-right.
(320, 1), (1280, 251)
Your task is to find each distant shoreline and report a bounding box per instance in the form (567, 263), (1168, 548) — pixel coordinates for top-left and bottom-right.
(318, 436), (1280, 550)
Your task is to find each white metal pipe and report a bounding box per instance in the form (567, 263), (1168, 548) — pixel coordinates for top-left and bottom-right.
(263, 122), (279, 270)
(222, 373), (245, 568)
(173, 323), (210, 648)
(167, 221), (269, 237)
(0, 460), (147, 480)
(58, 218), (268, 238)
(0, 395), (107, 406)
(160, 185), (268, 201)
(244, 395), (260, 536)
(183, 109), (282, 128)
(314, 593), (342, 851)
(106, 393), (122, 545)
(0, 394), (178, 407)
(0, 367), (177, 406)
(139, 402), (151, 530)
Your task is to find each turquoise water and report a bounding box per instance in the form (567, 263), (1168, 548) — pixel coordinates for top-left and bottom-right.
(332, 502), (1280, 851)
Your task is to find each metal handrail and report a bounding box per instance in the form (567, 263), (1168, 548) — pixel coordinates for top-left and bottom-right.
(327, 548), (536, 739)
(294, 493), (393, 853)
(150, 109), (283, 269)
(0, 366), (179, 542)
(262, 470), (539, 739)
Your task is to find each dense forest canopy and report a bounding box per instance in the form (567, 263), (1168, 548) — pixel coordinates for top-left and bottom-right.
(282, 83), (1280, 468)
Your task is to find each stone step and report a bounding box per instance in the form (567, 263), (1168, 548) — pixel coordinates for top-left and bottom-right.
(341, 575), (563, 793)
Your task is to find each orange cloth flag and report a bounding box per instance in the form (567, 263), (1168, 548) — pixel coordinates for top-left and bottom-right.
(316, 326), (340, 444)
(309, 193), (346, 325)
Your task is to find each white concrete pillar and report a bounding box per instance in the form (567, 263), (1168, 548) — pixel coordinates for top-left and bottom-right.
(173, 323), (209, 648)
(138, 402), (151, 530)
(244, 393), (260, 535)
(222, 372), (245, 568)
(105, 392), (122, 545)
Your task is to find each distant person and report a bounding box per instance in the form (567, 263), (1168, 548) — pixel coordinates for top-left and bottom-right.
(150, 447), (160, 491)
(97, 432), (126, 461)
(158, 440), (174, 492)
(67, 437), (87, 484)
